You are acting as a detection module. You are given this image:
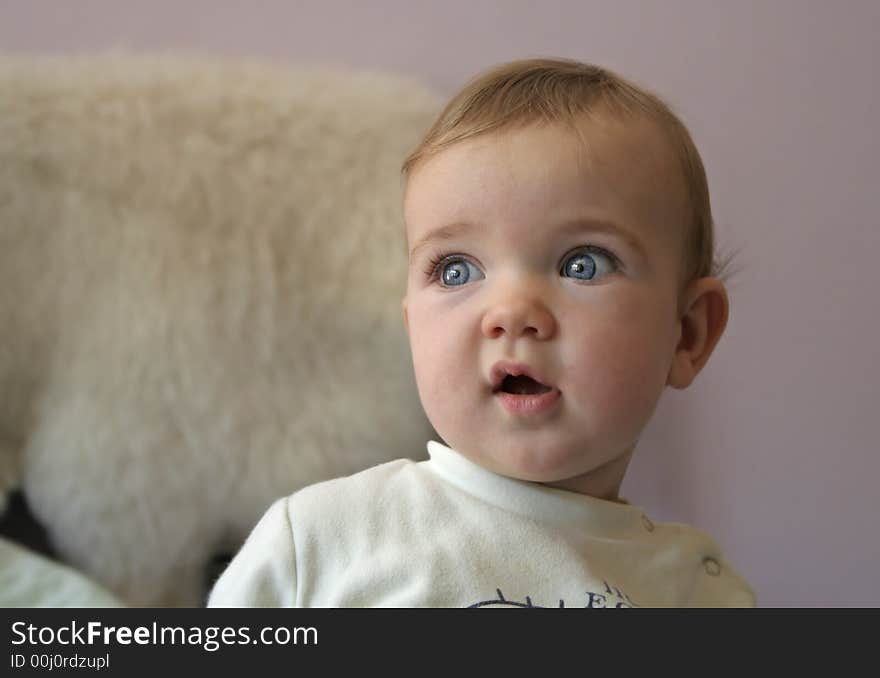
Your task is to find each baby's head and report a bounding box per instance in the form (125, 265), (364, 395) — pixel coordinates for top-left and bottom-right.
(401, 58), (729, 500)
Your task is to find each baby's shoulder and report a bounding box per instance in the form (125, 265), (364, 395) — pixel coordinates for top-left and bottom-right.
(649, 520), (755, 607)
(286, 457), (423, 517)
(651, 518), (720, 547)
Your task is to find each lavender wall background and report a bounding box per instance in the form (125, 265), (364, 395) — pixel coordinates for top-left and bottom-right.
(2, 0), (877, 606)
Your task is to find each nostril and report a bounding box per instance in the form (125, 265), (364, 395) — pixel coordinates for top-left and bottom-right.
(483, 320), (507, 339)
(481, 301), (556, 340)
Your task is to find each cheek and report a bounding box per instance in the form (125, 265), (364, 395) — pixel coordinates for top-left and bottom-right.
(564, 304), (674, 424)
(406, 301), (472, 417)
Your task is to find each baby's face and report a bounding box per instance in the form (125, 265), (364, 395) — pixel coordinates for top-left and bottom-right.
(403, 116), (690, 499)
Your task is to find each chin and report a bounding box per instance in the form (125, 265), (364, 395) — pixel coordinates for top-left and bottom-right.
(495, 442), (588, 482)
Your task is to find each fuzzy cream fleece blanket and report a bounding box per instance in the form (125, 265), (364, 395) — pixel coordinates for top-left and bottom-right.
(0, 53), (439, 606)
(0, 537), (122, 607)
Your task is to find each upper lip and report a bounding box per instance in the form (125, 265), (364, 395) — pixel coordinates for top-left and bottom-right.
(490, 361), (555, 393)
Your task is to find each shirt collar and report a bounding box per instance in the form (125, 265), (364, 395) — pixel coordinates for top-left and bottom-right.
(422, 440), (649, 537)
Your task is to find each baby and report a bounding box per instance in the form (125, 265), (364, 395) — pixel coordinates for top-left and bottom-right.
(208, 58), (755, 608)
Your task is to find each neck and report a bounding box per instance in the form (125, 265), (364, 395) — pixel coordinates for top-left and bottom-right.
(543, 446), (635, 502)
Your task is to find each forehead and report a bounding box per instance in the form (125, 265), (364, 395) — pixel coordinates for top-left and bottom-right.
(404, 116), (688, 255)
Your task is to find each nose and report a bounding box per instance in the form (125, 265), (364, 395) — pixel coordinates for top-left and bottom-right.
(480, 290), (557, 341)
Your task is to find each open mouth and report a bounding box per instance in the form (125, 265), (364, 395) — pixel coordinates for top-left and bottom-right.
(491, 362), (561, 415)
(499, 374), (552, 395)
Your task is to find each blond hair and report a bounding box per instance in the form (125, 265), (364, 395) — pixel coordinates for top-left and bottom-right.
(402, 58), (729, 291)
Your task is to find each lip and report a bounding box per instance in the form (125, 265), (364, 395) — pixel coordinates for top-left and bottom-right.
(495, 389), (561, 415)
(489, 361), (554, 392)
(489, 361), (561, 416)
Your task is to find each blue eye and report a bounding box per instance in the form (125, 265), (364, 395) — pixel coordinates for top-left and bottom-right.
(561, 248), (617, 281)
(439, 258), (484, 287)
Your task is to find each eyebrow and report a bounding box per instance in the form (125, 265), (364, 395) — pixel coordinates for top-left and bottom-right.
(408, 221), (474, 261)
(408, 218), (647, 260)
(556, 219), (648, 259)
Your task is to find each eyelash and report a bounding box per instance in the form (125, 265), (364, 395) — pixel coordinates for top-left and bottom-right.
(561, 245), (622, 277)
(423, 246), (621, 282)
(424, 250), (472, 282)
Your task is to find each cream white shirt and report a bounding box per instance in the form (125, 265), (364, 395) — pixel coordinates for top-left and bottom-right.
(208, 441), (755, 608)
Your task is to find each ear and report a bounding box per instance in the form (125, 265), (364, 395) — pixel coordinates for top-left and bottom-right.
(667, 277), (730, 389)
(401, 297), (410, 335)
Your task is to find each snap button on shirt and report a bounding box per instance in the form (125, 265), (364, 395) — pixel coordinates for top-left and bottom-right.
(703, 557), (722, 576)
